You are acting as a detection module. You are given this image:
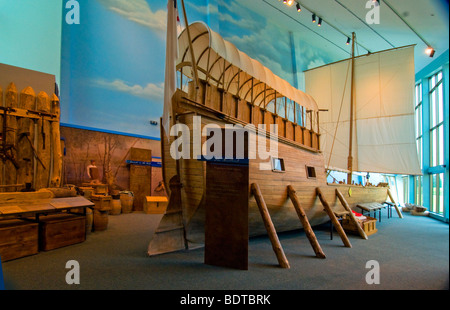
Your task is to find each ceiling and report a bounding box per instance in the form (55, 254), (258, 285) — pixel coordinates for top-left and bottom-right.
(244, 0), (449, 73)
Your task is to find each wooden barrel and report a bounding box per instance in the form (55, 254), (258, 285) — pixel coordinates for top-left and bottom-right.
(86, 207), (93, 234)
(120, 192), (134, 214)
(93, 210), (109, 231)
(110, 198), (122, 215)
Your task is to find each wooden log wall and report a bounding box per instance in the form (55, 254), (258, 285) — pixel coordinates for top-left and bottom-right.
(0, 82), (62, 192)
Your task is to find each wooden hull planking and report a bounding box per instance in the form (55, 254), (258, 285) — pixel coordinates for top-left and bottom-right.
(150, 90), (390, 252)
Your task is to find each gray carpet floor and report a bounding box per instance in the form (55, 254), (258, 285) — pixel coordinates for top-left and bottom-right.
(2, 210), (448, 291)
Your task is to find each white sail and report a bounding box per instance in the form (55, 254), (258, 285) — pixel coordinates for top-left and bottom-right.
(305, 46), (421, 175)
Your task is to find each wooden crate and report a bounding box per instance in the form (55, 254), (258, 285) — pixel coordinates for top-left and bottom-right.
(82, 183), (108, 195)
(0, 220), (39, 262)
(39, 214), (86, 251)
(130, 165), (151, 212)
(130, 148), (152, 162)
(91, 195), (112, 211)
(144, 196), (168, 214)
(342, 216), (378, 236)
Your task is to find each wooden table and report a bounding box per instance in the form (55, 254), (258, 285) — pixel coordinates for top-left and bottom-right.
(356, 202), (386, 222)
(1, 194), (94, 261)
(0, 196), (94, 221)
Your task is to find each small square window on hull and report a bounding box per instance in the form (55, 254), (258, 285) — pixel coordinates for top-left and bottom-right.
(306, 166), (316, 179)
(271, 157), (285, 172)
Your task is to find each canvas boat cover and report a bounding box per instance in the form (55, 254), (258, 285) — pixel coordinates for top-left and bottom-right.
(177, 22), (318, 112)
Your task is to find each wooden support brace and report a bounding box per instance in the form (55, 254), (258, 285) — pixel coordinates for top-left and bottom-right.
(335, 189), (368, 240)
(387, 189), (403, 219)
(287, 185), (326, 258)
(251, 183), (290, 269)
(316, 188), (352, 248)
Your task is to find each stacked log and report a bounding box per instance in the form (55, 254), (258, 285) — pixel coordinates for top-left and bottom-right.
(3, 83), (19, 190)
(0, 82), (62, 192)
(50, 94), (62, 187)
(36, 91), (51, 189)
(17, 86), (36, 187)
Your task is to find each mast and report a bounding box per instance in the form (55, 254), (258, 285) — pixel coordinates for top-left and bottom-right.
(180, 0), (199, 92)
(347, 32), (356, 185)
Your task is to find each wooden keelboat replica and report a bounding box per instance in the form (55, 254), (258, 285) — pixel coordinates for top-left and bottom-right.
(148, 20), (421, 268)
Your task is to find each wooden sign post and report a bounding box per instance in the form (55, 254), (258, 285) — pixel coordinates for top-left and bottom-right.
(205, 160), (249, 270)
(129, 148), (152, 212)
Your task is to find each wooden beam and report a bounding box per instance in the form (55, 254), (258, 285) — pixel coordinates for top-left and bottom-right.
(251, 183), (290, 269)
(387, 188), (403, 219)
(316, 188), (352, 248)
(347, 32), (356, 185)
(287, 185), (326, 258)
(180, 0), (199, 90)
(335, 189), (368, 240)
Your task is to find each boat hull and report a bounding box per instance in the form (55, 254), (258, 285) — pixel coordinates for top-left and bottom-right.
(150, 99), (389, 253)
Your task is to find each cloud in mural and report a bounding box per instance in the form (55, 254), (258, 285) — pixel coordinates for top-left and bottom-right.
(218, 1), (262, 33)
(97, 0), (166, 35)
(307, 59), (326, 70)
(187, 2), (219, 15)
(182, 0), (297, 85)
(93, 78), (164, 101)
(226, 30), (293, 84)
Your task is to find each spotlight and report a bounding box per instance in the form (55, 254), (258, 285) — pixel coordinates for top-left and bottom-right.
(346, 37), (351, 45)
(425, 46), (435, 57)
(318, 17), (322, 26)
(287, 0), (294, 5)
(296, 3), (302, 12)
(312, 13), (316, 23)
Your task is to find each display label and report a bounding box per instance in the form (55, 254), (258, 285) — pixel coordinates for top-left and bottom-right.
(126, 160), (162, 168)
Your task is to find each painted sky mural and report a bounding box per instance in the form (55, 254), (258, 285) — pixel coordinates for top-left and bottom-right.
(60, 0), (337, 139)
